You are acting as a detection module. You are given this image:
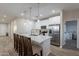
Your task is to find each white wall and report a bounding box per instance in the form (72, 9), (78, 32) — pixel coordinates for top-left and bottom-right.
(9, 18), (35, 39)
(0, 24), (8, 36)
(77, 19), (79, 48)
(14, 18), (34, 34)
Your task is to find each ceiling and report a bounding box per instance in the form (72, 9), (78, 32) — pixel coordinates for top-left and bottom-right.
(0, 3), (79, 23)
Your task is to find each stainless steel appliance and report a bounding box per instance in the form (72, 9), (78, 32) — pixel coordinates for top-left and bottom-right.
(49, 24), (60, 46)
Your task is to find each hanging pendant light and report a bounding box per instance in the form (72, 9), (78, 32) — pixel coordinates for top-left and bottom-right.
(37, 3), (40, 22)
(29, 7), (32, 20)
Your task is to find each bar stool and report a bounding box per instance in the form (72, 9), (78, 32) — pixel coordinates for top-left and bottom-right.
(13, 33), (16, 50)
(23, 37), (43, 56)
(16, 34), (19, 53)
(23, 37), (33, 56)
(18, 35), (24, 56)
(20, 36), (25, 56)
(18, 35), (21, 56)
(14, 33), (18, 52)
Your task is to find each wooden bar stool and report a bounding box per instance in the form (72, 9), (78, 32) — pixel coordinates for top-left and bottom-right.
(18, 35), (22, 56)
(13, 33), (16, 50)
(14, 33), (18, 52)
(18, 35), (24, 56)
(23, 37), (33, 56)
(23, 37), (43, 56)
(20, 36), (25, 56)
(16, 34), (19, 53)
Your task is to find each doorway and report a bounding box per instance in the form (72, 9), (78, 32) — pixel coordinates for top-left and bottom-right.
(63, 20), (77, 50)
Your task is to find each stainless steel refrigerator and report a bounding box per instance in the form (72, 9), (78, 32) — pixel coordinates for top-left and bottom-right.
(49, 24), (60, 46)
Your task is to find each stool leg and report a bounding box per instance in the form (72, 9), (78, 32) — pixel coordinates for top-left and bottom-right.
(40, 50), (43, 56)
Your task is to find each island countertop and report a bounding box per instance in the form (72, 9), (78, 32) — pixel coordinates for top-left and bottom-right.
(19, 34), (51, 44)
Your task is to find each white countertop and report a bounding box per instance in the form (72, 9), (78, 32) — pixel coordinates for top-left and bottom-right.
(19, 34), (51, 44)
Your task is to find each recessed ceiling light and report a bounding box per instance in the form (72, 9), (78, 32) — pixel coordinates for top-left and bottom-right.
(21, 13), (24, 16)
(52, 10), (56, 13)
(3, 15), (7, 18)
(40, 14), (43, 17)
(24, 23), (27, 26)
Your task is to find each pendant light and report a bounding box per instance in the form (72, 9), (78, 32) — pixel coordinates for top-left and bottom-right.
(29, 7), (32, 20)
(37, 3), (40, 22)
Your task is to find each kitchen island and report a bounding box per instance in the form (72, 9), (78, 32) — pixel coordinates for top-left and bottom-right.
(19, 34), (51, 56)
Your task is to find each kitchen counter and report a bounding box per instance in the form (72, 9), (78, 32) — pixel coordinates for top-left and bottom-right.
(18, 34), (51, 56)
(20, 34), (51, 44)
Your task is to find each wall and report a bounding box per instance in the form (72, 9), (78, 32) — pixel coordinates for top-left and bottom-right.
(77, 19), (79, 48)
(0, 23), (8, 36)
(63, 9), (79, 21)
(15, 18), (34, 34)
(9, 18), (34, 39)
